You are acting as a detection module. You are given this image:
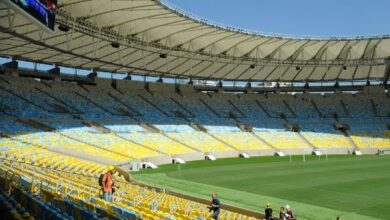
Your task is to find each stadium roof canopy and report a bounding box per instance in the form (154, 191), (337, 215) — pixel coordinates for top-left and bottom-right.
(1, 0), (390, 82)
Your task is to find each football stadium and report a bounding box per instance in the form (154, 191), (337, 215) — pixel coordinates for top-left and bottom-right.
(0, 0), (390, 219)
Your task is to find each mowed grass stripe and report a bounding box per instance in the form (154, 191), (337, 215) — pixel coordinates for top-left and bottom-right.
(134, 155), (390, 220)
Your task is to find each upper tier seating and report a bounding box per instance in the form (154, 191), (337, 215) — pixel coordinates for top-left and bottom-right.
(342, 94), (375, 118)
(311, 94), (348, 118)
(372, 94), (390, 117)
(0, 74), (389, 158)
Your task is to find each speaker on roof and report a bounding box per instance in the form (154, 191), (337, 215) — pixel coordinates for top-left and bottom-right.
(87, 71), (97, 78)
(3, 60), (18, 69)
(111, 42), (120, 48)
(124, 74), (132, 80)
(58, 25), (70, 32)
(48, 66), (60, 77)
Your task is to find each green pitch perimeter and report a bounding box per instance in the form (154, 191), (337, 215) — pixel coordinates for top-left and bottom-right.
(133, 155), (390, 220)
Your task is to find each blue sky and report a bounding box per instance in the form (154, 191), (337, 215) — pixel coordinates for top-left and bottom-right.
(165, 0), (390, 38)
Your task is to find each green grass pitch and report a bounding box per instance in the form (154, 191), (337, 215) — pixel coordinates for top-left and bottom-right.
(133, 155), (390, 220)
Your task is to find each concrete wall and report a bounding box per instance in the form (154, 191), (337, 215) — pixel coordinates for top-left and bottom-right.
(179, 84), (195, 93)
(45, 79), (66, 87)
(173, 152), (205, 162)
(245, 149), (276, 156)
(359, 148), (381, 154)
(149, 82), (175, 92)
(362, 85), (386, 95)
(117, 80), (144, 91)
(210, 150), (240, 159)
(59, 145), (386, 173)
(95, 78), (111, 89)
(117, 147), (389, 172)
(281, 148), (313, 155)
(315, 148), (354, 155)
(99, 78), (194, 94)
(125, 147), (386, 171)
(144, 155), (172, 166)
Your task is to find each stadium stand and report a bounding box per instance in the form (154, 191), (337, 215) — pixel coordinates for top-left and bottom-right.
(1, 73), (389, 160)
(1, 73), (388, 219)
(1, 75), (389, 158)
(299, 123), (352, 149)
(349, 122), (390, 149)
(0, 151), (260, 219)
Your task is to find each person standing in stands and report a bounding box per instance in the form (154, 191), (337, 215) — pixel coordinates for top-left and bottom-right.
(264, 203), (273, 220)
(285, 205), (296, 220)
(279, 207), (286, 220)
(102, 166), (115, 203)
(208, 192), (221, 219)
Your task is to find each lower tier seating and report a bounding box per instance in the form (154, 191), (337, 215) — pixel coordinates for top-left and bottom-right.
(0, 156), (258, 220)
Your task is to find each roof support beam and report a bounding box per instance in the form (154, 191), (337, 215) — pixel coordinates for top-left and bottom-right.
(0, 26), (168, 75)
(168, 54), (202, 75)
(219, 35), (257, 55)
(150, 23), (204, 43)
(241, 38), (275, 58)
(133, 18), (188, 36)
(192, 61), (214, 77)
(384, 57), (390, 86)
(285, 40), (313, 61)
(265, 40), (292, 59)
(219, 62), (244, 79)
(66, 4), (159, 19)
(195, 32), (238, 52)
(6, 8), (16, 31)
(107, 12), (173, 29)
(352, 39), (374, 80)
(335, 41), (361, 80)
(173, 29), (222, 49)
(31, 33), (87, 61)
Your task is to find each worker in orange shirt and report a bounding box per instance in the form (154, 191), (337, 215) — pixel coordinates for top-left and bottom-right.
(101, 165), (115, 203)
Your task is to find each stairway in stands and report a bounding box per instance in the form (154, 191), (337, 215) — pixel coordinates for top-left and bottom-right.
(190, 123), (239, 151)
(342, 129), (359, 151)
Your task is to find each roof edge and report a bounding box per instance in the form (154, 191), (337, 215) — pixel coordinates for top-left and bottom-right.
(159, 0), (390, 41)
